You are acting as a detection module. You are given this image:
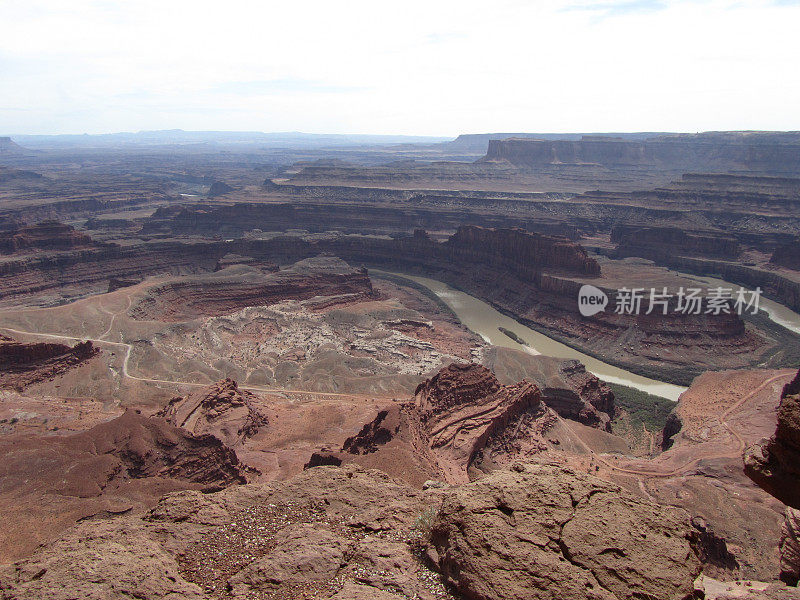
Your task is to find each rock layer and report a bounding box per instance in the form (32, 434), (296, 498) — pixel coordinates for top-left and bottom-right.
(0, 221), (95, 254)
(131, 256), (375, 321)
(481, 133), (800, 174)
(323, 363), (554, 485)
(781, 508), (800, 586)
(0, 335), (98, 390)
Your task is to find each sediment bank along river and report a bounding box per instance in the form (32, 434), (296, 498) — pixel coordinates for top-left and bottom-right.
(376, 271), (688, 401)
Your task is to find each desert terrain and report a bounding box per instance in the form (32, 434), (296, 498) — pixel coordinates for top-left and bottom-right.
(1, 130), (800, 599)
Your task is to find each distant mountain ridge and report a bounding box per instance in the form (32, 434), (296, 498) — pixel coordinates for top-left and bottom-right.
(7, 130), (451, 149)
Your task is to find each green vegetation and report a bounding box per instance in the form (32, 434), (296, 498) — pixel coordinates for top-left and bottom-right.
(607, 382), (674, 432)
(412, 506), (440, 542)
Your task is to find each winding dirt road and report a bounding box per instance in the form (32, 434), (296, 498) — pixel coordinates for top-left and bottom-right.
(0, 324), (390, 401)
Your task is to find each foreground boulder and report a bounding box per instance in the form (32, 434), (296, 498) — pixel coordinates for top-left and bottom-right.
(430, 463), (702, 600)
(0, 465), (439, 600)
(745, 368), (800, 508)
(0, 463), (712, 600)
(782, 508), (800, 586)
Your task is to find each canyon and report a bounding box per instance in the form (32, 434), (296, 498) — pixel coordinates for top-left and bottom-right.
(1, 129), (800, 599)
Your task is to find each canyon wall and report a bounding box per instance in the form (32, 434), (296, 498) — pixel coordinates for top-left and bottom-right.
(143, 199), (581, 239)
(771, 240), (800, 271)
(0, 222), (96, 254)
(0, 222), (771, 383)
(745, 369), (800, 510)
(482, 133), (800, 174)
(611, 224), (741, 260)
(131, 257), (375, 321)
(0, 335), (98, 390)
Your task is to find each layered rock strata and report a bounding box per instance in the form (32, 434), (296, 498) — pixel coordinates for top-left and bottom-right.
(481, 133), (800, 174)
(317, 363), (566, 485)
(0, 221), (96, 254)
(0, 335), (98, 390)
(130, 256), (375, 321)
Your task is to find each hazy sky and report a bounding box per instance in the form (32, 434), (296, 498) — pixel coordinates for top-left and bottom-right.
(1, 0), (798, 136)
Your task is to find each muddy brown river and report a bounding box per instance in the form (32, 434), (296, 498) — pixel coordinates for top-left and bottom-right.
(378, 271), (689, 400)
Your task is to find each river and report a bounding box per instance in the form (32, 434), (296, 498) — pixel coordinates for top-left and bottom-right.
(375, 271), (689, 401)
(680, 273), (800, 335)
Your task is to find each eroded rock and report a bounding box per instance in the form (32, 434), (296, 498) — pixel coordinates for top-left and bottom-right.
(430, 463), (702, 600)
(0, 335), (98, 391)
(745, 368), (800, 509)
(327, 363), (553, 485)
(157, 378), (268, 449)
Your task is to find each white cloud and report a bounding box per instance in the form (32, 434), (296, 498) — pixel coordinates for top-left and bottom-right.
(0, 0), (798, 135)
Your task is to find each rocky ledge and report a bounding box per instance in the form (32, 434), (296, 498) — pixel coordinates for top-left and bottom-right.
(0, 335), (98, 390)
(131, 255), (375, 321)
(0, 463), (707, 600)
(745, 368), (800, 509)
(0, 221), (96, 254)
(0, 409), (247, 563)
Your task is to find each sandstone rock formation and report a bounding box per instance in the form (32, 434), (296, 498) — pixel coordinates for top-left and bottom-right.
(0, 221), (95, 254)
(745, 368), (800, 509)
(0, 217), (768, 385)
(0, 335), (98, 390)
(0, 409), (247, 563)
(612, 224), (741, 260)
(131, 256), (375, 321)
(0, 465), (439, 600)
(445, 224), (600, 276)
(316, 363), (597, 486)
(430, 462), (702, 600)
(207, 180), (236, 197)
(413, 363), (545, 483)
(158, 378), (268, 449)
(0, 462), (718, 600)
(482, 348), (615, 430)
(781, 508), (800, 586)
(480, 132), (800, 175)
